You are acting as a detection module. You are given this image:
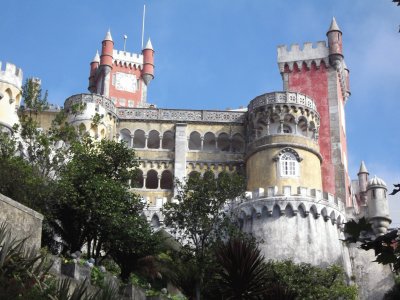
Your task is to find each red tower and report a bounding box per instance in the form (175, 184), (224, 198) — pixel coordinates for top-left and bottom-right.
(277, 18), (351, 206)
(88, 31), (155, 108)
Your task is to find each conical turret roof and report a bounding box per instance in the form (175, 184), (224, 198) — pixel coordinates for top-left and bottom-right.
(358, 161), (369, 174)
(104, 29), (113, 41)
(92, 50), (100, 63)
(144, 38), (153, 50)
(327, 17), (341, 33)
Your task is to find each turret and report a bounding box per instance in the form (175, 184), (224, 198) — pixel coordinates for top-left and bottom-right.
(100, 30), (114, 67)
(367, 176), (391, 236)
(98, 30), (114, 97)
(142, 38), (154, 85)
(358, 161), (369, 193)
(326, 17), (343, 69)
(88, 51), (100, 93)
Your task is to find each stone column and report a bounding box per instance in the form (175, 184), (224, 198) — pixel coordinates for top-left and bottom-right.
(294, 121), (298, 134)
(143, 175), (147, 189)
(200, 136), (204, 150)
(145, 134), (148, 149)
(174, 124), (188, 194)
(130, 134), (134, 148)
(159, 135), (163, 149)
(157, 175), (161, 189)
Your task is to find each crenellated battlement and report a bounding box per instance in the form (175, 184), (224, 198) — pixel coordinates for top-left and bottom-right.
(277, 41), (329, 72)
(113, 50), (143, 66)
(0, 61), (23, 89)
(243, 186), (344, 211)
(236, 186), (345, 225)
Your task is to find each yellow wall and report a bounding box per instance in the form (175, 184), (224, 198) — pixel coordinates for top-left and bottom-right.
(246, 135), (322, 192)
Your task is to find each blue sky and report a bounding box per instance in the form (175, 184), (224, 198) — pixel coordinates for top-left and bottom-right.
(1, 0), (399, 224)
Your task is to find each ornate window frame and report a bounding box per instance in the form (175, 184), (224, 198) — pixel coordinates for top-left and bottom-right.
(273, 148), (302, 177)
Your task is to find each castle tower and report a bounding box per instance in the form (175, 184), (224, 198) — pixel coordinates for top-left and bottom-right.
(277, 18), (351, 207)
(357, 161), (369, 205)
(88, 31), (155, 108)
(88, 51), (100, 93)
(239, 91), (346, 266)
(0, 61), (23, 133)
(366, 176), (391, 236)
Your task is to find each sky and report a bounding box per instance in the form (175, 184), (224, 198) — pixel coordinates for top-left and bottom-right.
(1, 0), (399, 224)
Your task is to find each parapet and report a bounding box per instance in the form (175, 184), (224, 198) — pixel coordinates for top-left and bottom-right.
(244, 186), (344, 211)
(237, 186), (345, 225)
(277, 42), (329, 72)
(0, 61), (23, 89)
(113, 50), (143, 66)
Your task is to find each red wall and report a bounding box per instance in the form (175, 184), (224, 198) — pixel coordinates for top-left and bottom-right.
(286, 62), (336, 195)
(108, 63), (143, 107)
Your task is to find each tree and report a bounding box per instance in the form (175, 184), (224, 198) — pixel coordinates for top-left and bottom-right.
(162, 170), (246, 300)
(213, 238), (271, 299)
(1, 79), (161, 281)
(263, 260), (357, 299)
(344, 218), (400, 273)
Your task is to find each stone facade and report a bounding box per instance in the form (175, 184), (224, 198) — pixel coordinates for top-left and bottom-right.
(0, 193), (43, 250)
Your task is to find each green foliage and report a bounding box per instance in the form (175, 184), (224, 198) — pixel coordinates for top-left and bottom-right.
(91, 265), (105, 287)
(213, 238), (270, 299)
(162, 170), (246, 299)
(343, 217), (372, 243)
(264, 260), (357, 300)
(344, 218), (400, 272)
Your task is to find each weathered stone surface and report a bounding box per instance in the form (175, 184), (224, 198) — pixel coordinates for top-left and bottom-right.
(121, 284), (146, 300)
(61, 262), (91, 283)
(349, 244), (394, 300)
(0, 193), (43, 250)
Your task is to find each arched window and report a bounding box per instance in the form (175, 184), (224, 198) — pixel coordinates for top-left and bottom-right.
(162, 131), (174, 150)
(151, 214), (160, 228)
(217, 133), (230, 152)
(131, 169), (144, 188)
(120, 129), (131, 146)
(189, 131), (201, 150)
(160, 170), (173, 189)
(133, 129), (145, 148)
(203, 132), (216, 151)
(282, 124), (292, 134)
(146, 170), (158, 189)
(231, 133), (244, 153)
(147, 130), (160, 149)
(280, 152), (298, 177)
(298, 117), (308, 136)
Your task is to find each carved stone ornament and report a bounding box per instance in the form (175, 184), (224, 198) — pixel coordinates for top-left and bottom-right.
(273, 147), (303, 162)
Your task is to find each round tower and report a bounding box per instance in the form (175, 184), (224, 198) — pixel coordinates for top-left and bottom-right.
(367, 176), (391, 236)
(327, 17), (343, 69)
(64, 93), (118, 140)
(142, 38), (154, 85)
(0, 61), (23, 133)
(88, 51), (100, 93)
(99, 30), (114, 97)
(238, 91), (347, 267)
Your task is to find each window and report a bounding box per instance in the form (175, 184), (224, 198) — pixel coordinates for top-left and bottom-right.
(280, 152), (298, 177)
(282, 124), (292, 133)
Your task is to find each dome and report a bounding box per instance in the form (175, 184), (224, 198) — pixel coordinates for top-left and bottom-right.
(367, 176), (386, 188)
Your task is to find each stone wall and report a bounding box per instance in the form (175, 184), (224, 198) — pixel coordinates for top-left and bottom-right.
(348, 244), (395, 300)
(0, 193), (43, 250)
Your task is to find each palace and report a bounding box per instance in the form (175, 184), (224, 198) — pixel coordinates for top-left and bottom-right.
(0, 18), (394, 298)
